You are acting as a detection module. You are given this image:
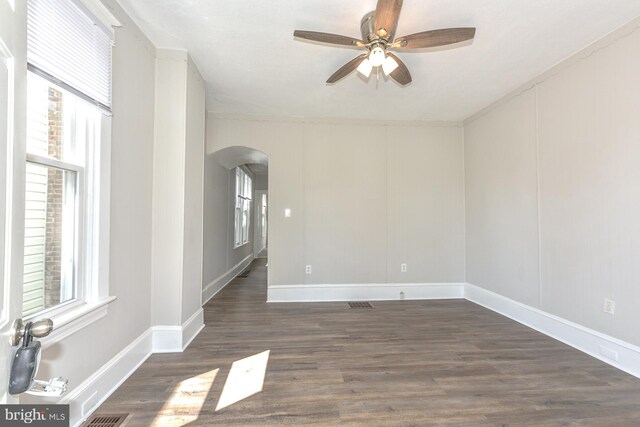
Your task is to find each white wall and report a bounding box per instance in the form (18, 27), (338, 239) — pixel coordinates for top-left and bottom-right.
(465, 90), (541, 307)
(387, 127), (465, 284)
(181, 56), (206, 324)
(254, 173), (268, 191)
(253, 174), (269, 257)
(202, 162), (255, 296)
(207, 117), (465, 289)
(303, 126), (387, 284)
(151, 50), (206, 327)
(203, 158), (231, 288)
(465, 19), (640, 347)
(254, 188), (268, 257)
(151, 49), (187, 326)
(27, 0), (156, 403)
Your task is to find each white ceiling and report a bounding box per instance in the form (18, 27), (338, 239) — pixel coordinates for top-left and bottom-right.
(246, 163), (268, 176)
(116, 0), (640, 121)
(213, 146), (268, 170)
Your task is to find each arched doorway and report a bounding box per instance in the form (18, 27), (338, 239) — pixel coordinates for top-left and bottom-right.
(202, 146), (269, 303)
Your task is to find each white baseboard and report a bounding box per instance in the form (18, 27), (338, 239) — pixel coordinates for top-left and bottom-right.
(267, 283), (464, 303)
(151, 325), (181, 353)
(60, 328), (153, 427)
(202, 254), (254, 304)
(152, 308), (205, 353)
(182, 308), (205, 350)
(465, 283), (640, 379)
(64, 310), (205, 426)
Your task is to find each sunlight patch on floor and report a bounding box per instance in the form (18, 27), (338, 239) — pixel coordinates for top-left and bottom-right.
(152, 368), (219, 426)
(215, 350), (270, 411)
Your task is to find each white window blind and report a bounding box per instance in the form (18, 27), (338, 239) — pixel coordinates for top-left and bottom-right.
(27, 0), (113, 110)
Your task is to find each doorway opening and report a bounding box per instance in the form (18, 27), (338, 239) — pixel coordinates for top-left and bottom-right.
(202, 146), (269, 305)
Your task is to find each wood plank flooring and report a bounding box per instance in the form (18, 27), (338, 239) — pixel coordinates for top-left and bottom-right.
(97, 259), (640, 426)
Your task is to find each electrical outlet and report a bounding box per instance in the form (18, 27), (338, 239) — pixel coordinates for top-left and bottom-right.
(604, 298), (615, 315)
(305, 265), (312, 274)
(400, 263), (407, 273)
(284, 208), (291, 218)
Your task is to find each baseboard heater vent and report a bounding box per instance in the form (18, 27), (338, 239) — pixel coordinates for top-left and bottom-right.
(237, 269), (251, 277)
(348, 302), (374, 309)
(83, 414), (128, 427)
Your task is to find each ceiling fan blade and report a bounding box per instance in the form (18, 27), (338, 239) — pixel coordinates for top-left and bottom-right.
(386, 53), (411, 86)
(394, 28), (476, 49)
(294, 30), (365, 47)
(373, 0), (403, 40)
(326, 54), (368, 84)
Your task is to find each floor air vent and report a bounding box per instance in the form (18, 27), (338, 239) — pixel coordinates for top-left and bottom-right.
(348, 301), (373, 309)
(237, 269), (251, 277)
(83, 414), (128, 427)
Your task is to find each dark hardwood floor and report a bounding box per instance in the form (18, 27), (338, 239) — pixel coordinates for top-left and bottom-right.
(97, 259), (640, 426)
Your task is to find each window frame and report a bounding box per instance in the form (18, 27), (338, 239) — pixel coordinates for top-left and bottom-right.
(233, 167), (252, 249)
(261, 194), (267, 238)
(22, 72), (113, 323)
(24, 152), (85, 319)
(25, 111), (115, 346)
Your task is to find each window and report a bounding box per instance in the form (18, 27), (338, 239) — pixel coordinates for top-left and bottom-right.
(260, 194), (267, 238)
(23, 0), (113, 318)
(234, 168), (252, 248)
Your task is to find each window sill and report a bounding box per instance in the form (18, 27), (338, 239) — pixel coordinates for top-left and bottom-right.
(39, 296), (117, 349)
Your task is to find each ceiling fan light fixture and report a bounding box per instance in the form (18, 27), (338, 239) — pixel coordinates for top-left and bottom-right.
(294, 2), (476, 86)
(369, 46), (385, 67)
(382, 55), (399, 76)
(357, 58), (373, 78)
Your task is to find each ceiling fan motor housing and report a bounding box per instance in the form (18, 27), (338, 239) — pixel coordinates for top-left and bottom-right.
(360, 11), (377, 42)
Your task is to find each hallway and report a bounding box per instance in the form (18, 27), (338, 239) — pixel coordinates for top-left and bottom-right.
(97, 259), (640, 426)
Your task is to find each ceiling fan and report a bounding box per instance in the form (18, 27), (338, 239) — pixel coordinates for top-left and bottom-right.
(293, 0), (476, 86)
